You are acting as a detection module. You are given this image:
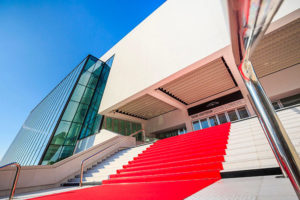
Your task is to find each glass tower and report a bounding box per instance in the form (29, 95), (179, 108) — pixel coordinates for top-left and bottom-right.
(0, 55), (113, 166)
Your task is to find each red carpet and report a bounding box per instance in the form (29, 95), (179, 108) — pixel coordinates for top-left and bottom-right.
(28, 123), (231, 200)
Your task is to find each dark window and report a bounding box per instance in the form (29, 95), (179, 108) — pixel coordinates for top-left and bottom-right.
(209, 116), (218, 126)
(280, 94), (300, 107)
(228, 110), (238, 121)
(272, 102), (281, 110)
(237, 107), (249, 119)
(218, 113), (228, 124)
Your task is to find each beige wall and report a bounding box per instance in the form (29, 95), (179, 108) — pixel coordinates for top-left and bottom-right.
(260, 64), (300, 100)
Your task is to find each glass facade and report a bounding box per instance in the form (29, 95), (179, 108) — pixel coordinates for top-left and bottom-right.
(102, 117), (143, 141)
(1, 55), (113, 166)
(41, 55), (112, 165)
(193, 107), (249, 131)
(156, 127), (187, 139)
(0, 57), (87, 166)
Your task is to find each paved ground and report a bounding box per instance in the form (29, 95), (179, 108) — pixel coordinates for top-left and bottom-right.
(0, 186), (92, 200)
(186, 175), (298, 200)
(1, 175), (297, 200)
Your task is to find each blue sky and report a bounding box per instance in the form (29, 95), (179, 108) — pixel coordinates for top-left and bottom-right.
(0, 0), (165, 160)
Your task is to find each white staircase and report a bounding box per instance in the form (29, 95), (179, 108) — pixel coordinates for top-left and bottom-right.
(65, 144), (151, 185)
(223, 105), (300, 172)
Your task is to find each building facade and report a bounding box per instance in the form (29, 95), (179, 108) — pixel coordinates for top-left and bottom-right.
(1, 55), (113, 166)
(1, 0), (300, 166)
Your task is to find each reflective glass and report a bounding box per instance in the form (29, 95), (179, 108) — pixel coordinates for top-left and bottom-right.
(193, 121), (201, 131)
(42, 145), (62, 165)
(84, 56), (98, 72)
(71, 84), (85, 102)
(78, 72), (91, 86)
(61, 101), (79, 121)
(200, 119), (209, 129)
(209, 116), (218, 126)
(281, 94), (300, 107)
(228, 110), (238, 121)
(237, 107), (249, 119)
(125, 121), (131, 135)
(106, 117), (113, 131)
(51, 121), (71, 145)
(59, 146), (75, 160)
(218, 113), (228, 124)
(87, 74), (98, 89)
(113, 119), (119, 133)
(0, 57), (86, 166)
(73, 103), (89, 123)
(272, 102), (281, 110)
(81, 87), (94, 105)
(65, 123), (82, 145)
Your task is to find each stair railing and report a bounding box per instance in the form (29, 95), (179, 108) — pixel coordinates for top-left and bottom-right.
(129, 129), (145, 142)
(0, 162), (21, 200)
(80, 145), (120, 187)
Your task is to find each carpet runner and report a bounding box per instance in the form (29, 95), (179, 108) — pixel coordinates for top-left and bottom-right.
(28, 123), (231, 200)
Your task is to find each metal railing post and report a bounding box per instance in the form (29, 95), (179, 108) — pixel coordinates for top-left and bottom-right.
(0, 162), (21, 200)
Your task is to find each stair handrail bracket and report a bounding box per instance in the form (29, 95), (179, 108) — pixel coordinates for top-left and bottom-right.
(0, 162), (21, 200)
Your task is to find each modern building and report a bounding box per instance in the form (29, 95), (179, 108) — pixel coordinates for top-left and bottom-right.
(0, 0), (300, 199)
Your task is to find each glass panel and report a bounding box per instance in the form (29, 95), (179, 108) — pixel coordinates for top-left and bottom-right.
(125, 121), (131, 135)
(78, 71), (91, 86)
(280, 94), (300, 107)
(237, 107), (249, 119)
(200, 119), (209, 129)
(51, 121), (71, 145)
(87, 74), (98, 89)
(106, 117), (113, 131)
(92, 61), (103, 76)
(209, 116), (218, 126)
(178, 128), (186, 135)
(65, 123), (82, 145)
(193, 121), (201, 131)
(71, 84), (85, 102)
(120, 120), (125, 135)
(58, 146), (75, 160)
(113, 119), (119, 133)
(218, 113), (228, 124)
(73, 103), (89, 123)
(81, 87), (94, 105)
(228, 110), (238, 121)
(42, 145), (62, 165)
(272, 102), (281, 110)
(83, 57), (97, 72)
(61, 101), (79, 121)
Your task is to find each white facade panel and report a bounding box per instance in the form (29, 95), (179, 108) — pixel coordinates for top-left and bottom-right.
(99, 0), (231, 113)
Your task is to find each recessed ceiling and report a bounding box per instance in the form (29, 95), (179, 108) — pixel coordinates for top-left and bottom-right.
(159, 58), (237, 105)
(251, 18), (300, 78)
(115, 94), (177, 120)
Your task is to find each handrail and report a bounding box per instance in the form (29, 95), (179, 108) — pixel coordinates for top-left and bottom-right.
(80, 145), (118, 187)
(129, 129), (145, 142)
(0, 162), (21, 200)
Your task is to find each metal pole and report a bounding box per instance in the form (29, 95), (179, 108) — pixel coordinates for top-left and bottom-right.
(240, 59), (300, 196)
(9, 163), (21, 200)
(226, 0), (300, 197)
